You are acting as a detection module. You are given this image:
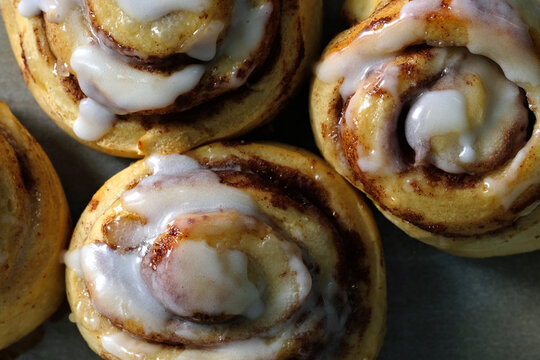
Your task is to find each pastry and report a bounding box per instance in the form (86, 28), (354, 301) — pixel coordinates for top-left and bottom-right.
(65, 141), (386, 359)
(0, 101), (70, 349)
(1, 0), (322, 157)
(311, 0), (540, 257)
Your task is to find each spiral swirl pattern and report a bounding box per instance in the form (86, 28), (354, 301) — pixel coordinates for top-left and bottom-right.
(65, 142), (385, 360)
(2, 0), (322, 156)
(0, 101), (70, 349)
(311, 0), (540, 257)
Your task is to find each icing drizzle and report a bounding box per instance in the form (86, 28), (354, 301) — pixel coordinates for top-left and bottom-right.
(17, 0), (275, 141)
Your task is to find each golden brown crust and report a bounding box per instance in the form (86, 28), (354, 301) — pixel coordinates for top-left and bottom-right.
(2, 0), (322, 157)
(341, 0), (385, 24)
(0, 101), (71, 349)
(66, 141), (386, 359)
(311, 0), (540, 257)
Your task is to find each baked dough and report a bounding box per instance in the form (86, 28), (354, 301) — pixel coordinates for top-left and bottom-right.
(0, 101), (70, 349)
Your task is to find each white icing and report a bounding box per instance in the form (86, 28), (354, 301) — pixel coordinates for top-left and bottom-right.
(316, 19), (426, 99)
(405, 89), (470, 173)
(317, 0), (540, 95)
(176, 335), (287, 360)
(356, 144), (392, 175)
(69, 44), (205, 140)
(73, 98), (116, 141)
(450, 0), (540, 86)
(288, 250), (313, 301)
(400, 0), (443, 17)
(219, 0), (273, 87)
(70, 45), (205, 114)
(101, 331), (162, 360)
(21, 0), (275, 141)
(458, 134), (476, 163)
(146, 152), (201, 175)
(186, 21), (225, 61)
(405, 53), (528, 174)
(18, 0), (78, 22)
(484, 129), (540, 209)
(341, 48), (456, 175)
(80, 243), (172, 333)
(407, 90), (468, 140)
(114, 0), (209, 22)
(146, 240), (264, 319)
(121, 155), (269, 239)
(222, 0), (273, 59)
(63, 246), (83, 277)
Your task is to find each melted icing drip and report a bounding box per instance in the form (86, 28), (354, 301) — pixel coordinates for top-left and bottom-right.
(449, 0), (540, 85)
(405, 90), (470, 173)
(68, 45), (204, 140)
(101, 331), (162, 360)
(70, 45), (205, 114)
(121, 155), (269, 234)
(114, 0), (210, 22)
(317, 0), (540, 91)
(144, 239), (264, 320)
(80, 243), (171, 333)
(219, 0), (274, 87)
(18, 0), (79, 22)
(483, 129), (540, 209)
(186, 21), (225, 61)
(221, 0), (273, 59)
(17, 0), (275, 140)
(73, 98), (116, 141)
(405, 53), (528, 174)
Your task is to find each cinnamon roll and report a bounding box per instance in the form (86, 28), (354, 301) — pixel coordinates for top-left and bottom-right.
(1, 0), (322, 157)
(311, 0), (540, 257)
(65, 142), (385, 359)
(0, 101), (70, 349)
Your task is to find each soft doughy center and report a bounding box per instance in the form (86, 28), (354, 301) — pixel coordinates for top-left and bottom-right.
(86, 0), (234, 58)
(141, 212), (264, 323)
(405, 52), (529, 174)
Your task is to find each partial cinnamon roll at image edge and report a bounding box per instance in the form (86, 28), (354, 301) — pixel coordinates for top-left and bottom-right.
(0, 101), (70, 349)
(65, 142), (386, 360)
(1, 0), (323, 157)
(311, 0), (540, 257)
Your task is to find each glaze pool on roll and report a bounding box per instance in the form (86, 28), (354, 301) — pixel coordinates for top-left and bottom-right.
(65, 142), (386, 360)
(1, 0), (322, 156)
(311, 0), (540, 257)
